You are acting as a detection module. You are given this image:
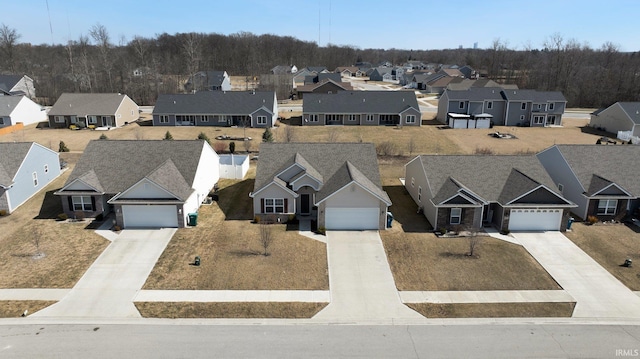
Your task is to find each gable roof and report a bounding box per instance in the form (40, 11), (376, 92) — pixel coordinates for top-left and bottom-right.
(0, 142), (33, 186)
(501, 89), (566, 103)
(0, 75), (23, 93)
(617, 102), (640, 125)
(303, 91), (419, 114)
(551, 144), (640, 196)
(253, 143), (389, 204)
(60, 140), (207, 197)
(48, 93), (131, 116)
(0, 96), (26, 116)
(444, 87), (506, 102)
(418, 155), (564, 205)
(153, 91), (275, 115)
(193, 71), (228, 87)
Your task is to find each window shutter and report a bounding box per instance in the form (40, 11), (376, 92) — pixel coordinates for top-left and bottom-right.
(284, 198), (288, 213)
(67, 196), (73, 211)
(91, 197), (97, 212)
(261, 198), (265, 213)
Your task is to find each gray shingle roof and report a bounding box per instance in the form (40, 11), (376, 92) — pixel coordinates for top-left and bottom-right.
(501, 89), (566, 102)
(552, 144), (640, 196)
(303, 91), (419, 114)
(419, 155), (561, 205)
(0, 142), (33, 186)
(48, 93), (130, 116)
(61, 140), (206, 198)
(254, 143), (389, 204)
(0, 96), (24, 116)
(617, 102), (640, 125)
(153, 91), (274, 115)
(443, 87), (506, 101)
(0, 75), (22, 93)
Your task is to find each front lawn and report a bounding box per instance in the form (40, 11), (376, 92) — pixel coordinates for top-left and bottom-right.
(136, 302), (327, 319)
(407, 302), (575, 318)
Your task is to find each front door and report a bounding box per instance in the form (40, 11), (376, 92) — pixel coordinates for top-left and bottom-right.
(301, 194), (310, 215)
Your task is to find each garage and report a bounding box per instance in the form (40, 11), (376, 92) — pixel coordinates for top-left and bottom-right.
(508, 208), (562, 231)
(122, 204), (179, 228)
(325, 207), (380, 230)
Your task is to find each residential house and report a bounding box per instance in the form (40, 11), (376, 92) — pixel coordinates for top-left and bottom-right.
(537, 144), (640, 221)
(0, 142), (61, 214)
(403, 61), (427, 71)
(405, 154), (575, 232)
(55, 140), (219, 228)
(152, 90), (277, 128)
(437, 87), (506, 128)
(48, 93), (139, 129)
(589, 102), (640, 138)
(334, 66), (360, 77)
(446, 78), (512, 91)
(302, 91), (421, 126)
(184, 70), (231, 92)
(438, 88), (566, 127)
(0, 96), (47, 128)
(295, 79), (353, 99)
(271, 65), (298, 74)
(458, 65), (478, 79)
(0, 75), (36, 99)
(250, 143), (391, 230)
(368, 67), (395, 82)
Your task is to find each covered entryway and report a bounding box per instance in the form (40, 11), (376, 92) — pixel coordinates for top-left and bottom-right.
(325, 207), (379, 230)
(122, 204), (179, 228)
(508, 208), (562, 231)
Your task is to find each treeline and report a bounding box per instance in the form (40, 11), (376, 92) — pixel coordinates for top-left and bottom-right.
(1, 23), (639, 107)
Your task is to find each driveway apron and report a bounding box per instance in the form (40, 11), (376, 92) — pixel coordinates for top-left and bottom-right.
(32, 229), (176, 318)
(513, 231), (640, 318)
(314, 231), (422, 321)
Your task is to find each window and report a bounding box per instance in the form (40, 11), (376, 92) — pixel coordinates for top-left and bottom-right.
(459, 101), (465, 109)
(257, 116), (267, 125)
(265, 198), (284, 213)
(418, 186), (422, 202)
(558, 183), (564, 193)
(32, 172), (38, 187)
(546, 115), (557, 125)
(549, 103), (555, 110)
(533, 116), (545, 124)
(411, 177), (415, 187)
(44, 164), (49, 173)
(406, 115), (416, 124)
(0, 117), (4, 125)
(487, 101), (493, 109)
(55, 116), (65, 123)
(536, 104), (541, 110)
(520, 115), (525, 121)
(200, 115), (209, 122)
(309, 114), (319, 122)
(597, 199), (617, 215)
(131, 110), (135, 115)
(450, 208), (462, 224)
(72, 196), (94, 211)
(347, 114), (359, 122)
(521, 102), (527, 110)
(70, 116), (78, 124)
(366, 114), (375, 122)
(217, 115), (227, 123)
(159, 115), (169, 124)
(88, 115), (98, 124)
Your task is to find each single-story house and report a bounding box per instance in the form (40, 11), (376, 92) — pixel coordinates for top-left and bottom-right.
(405, 154), (575, 232)
(302, 91), (421, 126)
(55, 140), (219, 228)
(589, 102), (640, 138)
(0, 74), (36, 98)
(184, 70), (231, 92)
(48, 93), (139, 129)
(0, 142), (62, 214)
(219, 154), (249, 180)
(537, 144), (640, 221)
(250, 143), (391, 230)
(0, 96), (47, 128)
(152, 90), (277, 128)
(295, 79), (353, 99)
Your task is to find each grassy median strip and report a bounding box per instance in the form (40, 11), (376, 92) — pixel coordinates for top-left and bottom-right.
(407, 302), (576, 318)
(0, 301), (57, 318)
(135, 302), (328, 319)
(565, 222), (640, 290)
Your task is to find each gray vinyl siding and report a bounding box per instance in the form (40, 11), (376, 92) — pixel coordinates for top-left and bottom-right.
(590, 103), (633, 134)
(404, 158), (437, 228)
(252, 108), (274, 128)
(537, 147), (589, 219)
(505, 101), (530, 126)
(436, 92), (450, 122)
(153, 114), (176, 126)
(400, 108), (421, 126)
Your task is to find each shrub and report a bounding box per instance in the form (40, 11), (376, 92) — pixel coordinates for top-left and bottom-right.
(229, 141), (236, 153)
(74, 211), (86, 221)
(57, 213), (68, 221)
(58, 141), (70, 152)
(376, 141), (396, 156)
(287, 214), (296, 223)
(213, 141), (226, 153)
(317, 226), (326, 235)
(587, 215), (598, 225)
(262, 127), (274, 142)
(500, 228), (510, 235)
(197, 132), (211, 144)
(163, 131), (174, 140)
(99, 133), (108, 140)
(0, 210), (7, 216)
(113, 225), (121, 232)
(474, 146), (494, 155)
(254, 215), (261, 224)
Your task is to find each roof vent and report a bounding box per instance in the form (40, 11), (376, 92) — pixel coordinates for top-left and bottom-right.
(173, 100), (176, 105)
(363, 98), (366, 102)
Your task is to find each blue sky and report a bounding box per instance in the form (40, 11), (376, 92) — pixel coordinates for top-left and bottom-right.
(4, 0), (639, 51)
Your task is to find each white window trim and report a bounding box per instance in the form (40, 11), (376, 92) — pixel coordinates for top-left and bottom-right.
(309, 114), (319, 122)
(159, 115), (170, 124)
(72, 195), (94, 211)
(487, 101), (493, 109)
(32, 172), (38, 187)
(200, 115), (209, 122)
(597, 199), (617, 215)
(411, 177), (415, 187)
(88, 115), (98, 124)
(366, 114), (375, 122)
(265, 198), (285, 213)
(520, 115), (525, 121)
(549, 103), (555, 110)
(406, 115), (416, 124)
(558, 183), (564, 193)
(257, 116), (267, 125)
(418, 186), (422, 202)
(54, 116), (65, 123)
(459, 101), (465, 109)
(44, 164), (49, 173)
(450, 208), (462, 224)
(521, 103), (527, 110)
(0, 117), (5, 125)
(533, 115), (545, 124)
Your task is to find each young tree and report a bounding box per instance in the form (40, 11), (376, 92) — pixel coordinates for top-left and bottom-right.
(243, 139), (253, 153)
(58, 141), (70, 152)
(262, 127), (274, 142)
(163, 131), (174, 140)
(229, 141), (236, 153)
(465, 226), (482, 257)
(282, 125), (296, 143)
(259, 215), (275, 256)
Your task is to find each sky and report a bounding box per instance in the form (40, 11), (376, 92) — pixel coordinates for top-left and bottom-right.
(3, 0), (639, 51)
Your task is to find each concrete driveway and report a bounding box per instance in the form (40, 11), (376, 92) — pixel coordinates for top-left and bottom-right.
(512, 231), (640, 318)
(314, 231), (422, 321)
(32, 228), (176, 318)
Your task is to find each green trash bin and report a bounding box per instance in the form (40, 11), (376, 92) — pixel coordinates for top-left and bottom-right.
(188, 212), (198, 226)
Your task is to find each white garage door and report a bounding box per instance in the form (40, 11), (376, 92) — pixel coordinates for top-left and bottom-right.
(325, 207), (379, 230)
(122, 205), (178, 228)
(508, 209), (562, 231)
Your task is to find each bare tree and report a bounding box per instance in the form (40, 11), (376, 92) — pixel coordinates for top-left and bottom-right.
(182, 32), (203, 82)
(327, 128), (340, 142)
(89, 23), (114, 91)
(32, 226), (44, 258)
(259, 215), (275, 256)
(282, 125), (297, 143)
(408, 136), (416, 155)
(0, 24), (21, 72)
(465, 226), (482, 257)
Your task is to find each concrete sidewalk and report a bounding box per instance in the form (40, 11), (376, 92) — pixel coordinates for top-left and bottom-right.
(400, 290), (574, 304)
(513, 231), (640, 318)
(298, 219), (326, 243)
(32, 228), (176, 318)
(314, 231), (422, 320)
(135, 290), (329, 303)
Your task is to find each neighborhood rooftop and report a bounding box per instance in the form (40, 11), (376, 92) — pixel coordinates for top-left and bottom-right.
(153, 91), (274, 114)
(0, 142), (34, 186)
(303, 91), (419, 113)
(48, 93), (131, 116)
